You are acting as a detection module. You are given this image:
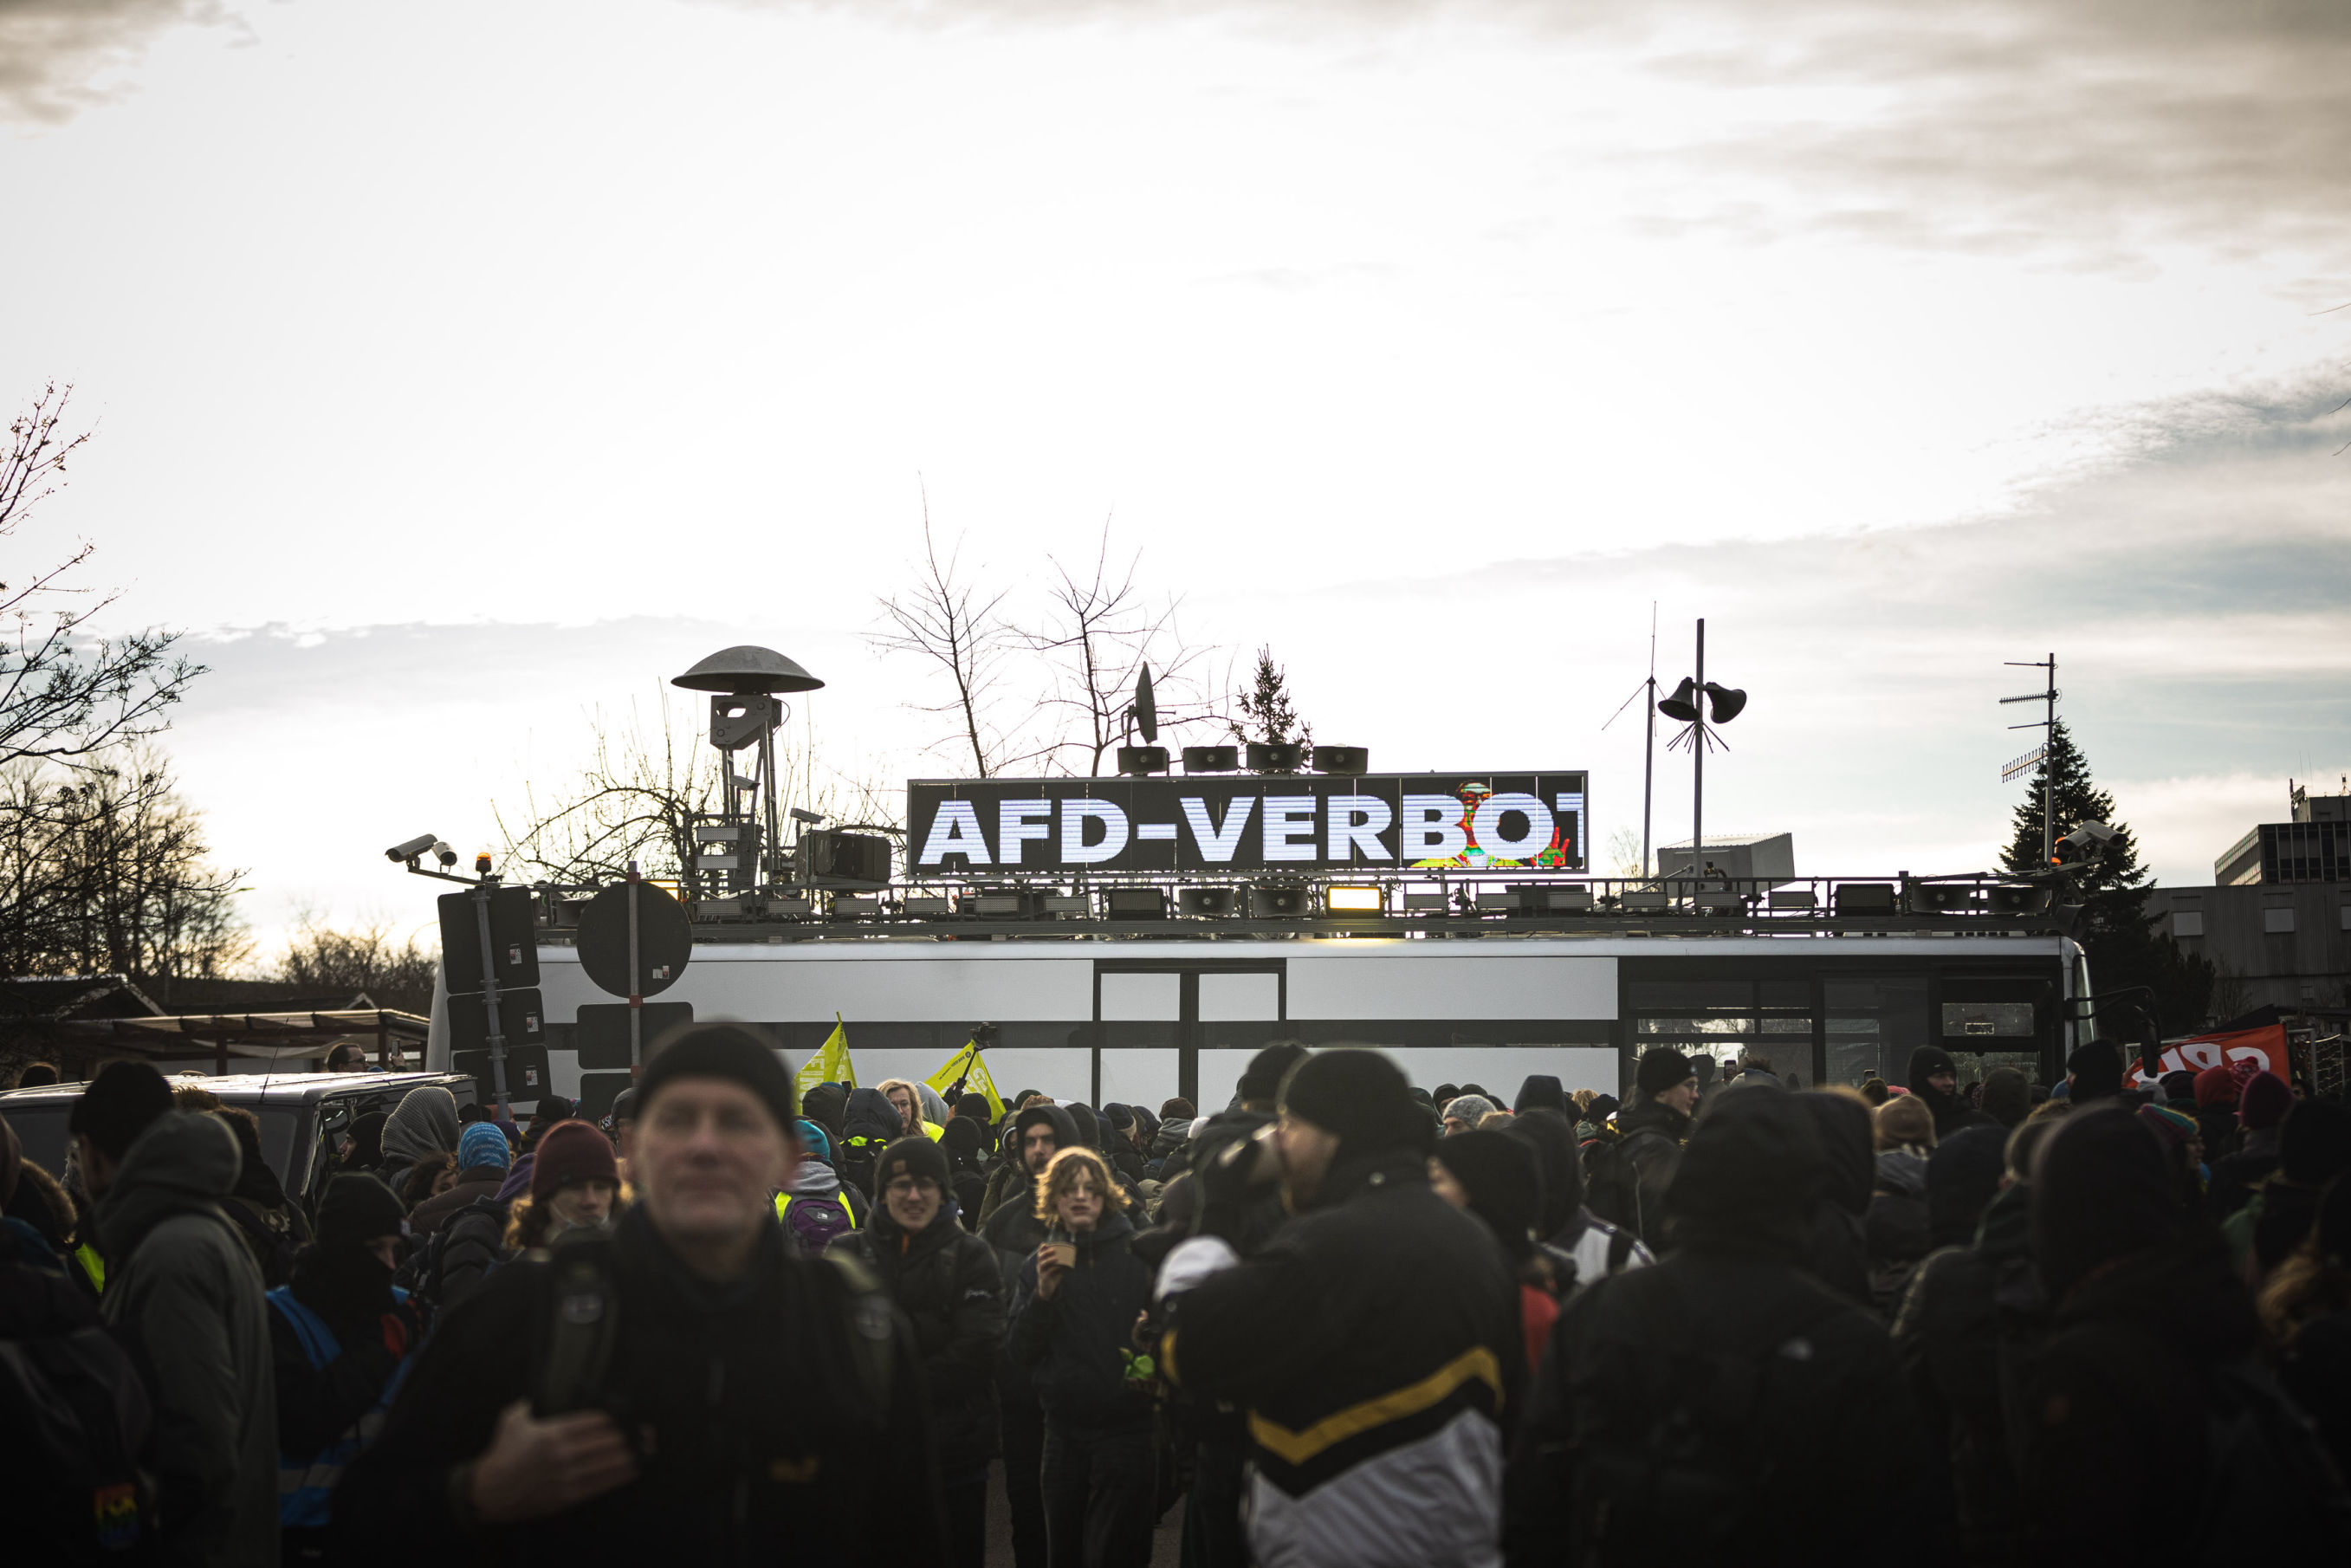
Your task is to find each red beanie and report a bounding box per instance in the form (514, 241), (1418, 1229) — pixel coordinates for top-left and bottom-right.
(532, 1120), (619, 1200)
(2239, 1072), (2292, 1132)
(2192, 1065), (2240, 1110)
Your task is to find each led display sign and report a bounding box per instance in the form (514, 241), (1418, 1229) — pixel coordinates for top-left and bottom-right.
(906, 773), (1587, 878)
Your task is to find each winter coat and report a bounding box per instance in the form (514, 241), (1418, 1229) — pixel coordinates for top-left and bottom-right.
(2280, 1307), (2351, 1482)
(2016, 1240), (2274, 1568)
(405, 1163), (504, 1236)
(1163, 1147), (1520, 1568)
(1865, 1150), (1931, 1314)
(1505, 1238), (1934, 1568)
(1890, 1179), (2044, 1566)
(427, 1196), (508, 1313)
(1794, 1092), (1875, 1309)
(94, 1109), (280, 1568)
(2205, 1129), (2280, 1223)
(979, 1105), (1081, 1297)
(337, 1204), (946, 1565)
(1007, 1210), (1155, 1435)
(830, 1201), (1005, 1474)
(978, 1157), (1029, 1225)
(1594, 1097), (1687, 1245)
(1147, 1115), (1189, 1173)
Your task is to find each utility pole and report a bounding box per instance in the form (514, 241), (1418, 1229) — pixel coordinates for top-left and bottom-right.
(1642, 606), (1656, 879)
(1692, 618), (1706, 871)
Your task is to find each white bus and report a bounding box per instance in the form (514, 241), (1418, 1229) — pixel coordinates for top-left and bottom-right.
(430, 930), (2089, 1117)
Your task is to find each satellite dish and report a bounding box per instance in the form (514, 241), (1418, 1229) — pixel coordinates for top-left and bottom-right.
(1656, 677), (1701, 722)
(1134, 664), (1159, 743)
(1702, 682), (1747, 723)
(670, 645), (826, 694)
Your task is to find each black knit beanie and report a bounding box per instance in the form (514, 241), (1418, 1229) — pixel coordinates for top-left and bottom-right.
(1239, 1042), (1312, 1105)
(1433, 1129), (1541, 1261)
(638, 1023), (797, 1134)
(317, 1173), (408, 1247)
(1280, 1048), (1428, 1158)
(873, 1135), (952, 1194)
(68, 1060), (175, 1162)
(2066, 1040), (2125, 1104)
(1636, 1047), (1695, 1098)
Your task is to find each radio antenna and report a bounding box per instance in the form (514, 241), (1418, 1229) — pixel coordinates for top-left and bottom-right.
(1601, 603), (1660, 878)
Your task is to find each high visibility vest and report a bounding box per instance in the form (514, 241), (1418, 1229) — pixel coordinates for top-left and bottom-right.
(268, 1286), (412, 1528)
(72, 1241), (106, 1297)
(774, 1187), (867, 1228)
(922, 1120), (946, 1143)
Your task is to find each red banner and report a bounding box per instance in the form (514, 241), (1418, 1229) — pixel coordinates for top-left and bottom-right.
(2123, 1023), (2290, 1087)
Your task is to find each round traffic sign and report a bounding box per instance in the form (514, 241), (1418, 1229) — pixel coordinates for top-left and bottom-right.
(575, 879), (693, 999)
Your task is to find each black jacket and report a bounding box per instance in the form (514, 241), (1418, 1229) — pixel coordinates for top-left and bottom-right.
(1164, 1147), (1520, 1565)
(830, 1202), (1005, 1474)
(336, 1206), (945, 1567)
(1597, 1097), (1686, 1244)
(1007, 1210), (1155, 1435)
(1794, 1092), (1875, 1309)
(1891, 1179), (2043, 1566)
(1505, 1241), (1934, 1568)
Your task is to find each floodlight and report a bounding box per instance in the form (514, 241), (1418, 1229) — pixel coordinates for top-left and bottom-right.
(1106, 887), (1167, 918)
(1325, 885), (1383, 913)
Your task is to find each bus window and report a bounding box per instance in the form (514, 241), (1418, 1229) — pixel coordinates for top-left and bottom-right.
(1824, 976), (1931, 1087)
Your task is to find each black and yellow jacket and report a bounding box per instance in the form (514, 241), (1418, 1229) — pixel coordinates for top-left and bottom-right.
(1161, 1146), (1521, 1568)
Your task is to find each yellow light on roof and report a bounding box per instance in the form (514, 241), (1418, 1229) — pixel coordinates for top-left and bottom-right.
(1325, 886), (1383, 913)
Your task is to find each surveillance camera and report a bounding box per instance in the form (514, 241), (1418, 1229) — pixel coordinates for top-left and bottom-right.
(790, 807), (826, 826)
(432, 841), (458, 869)
(2061, 820), (2118, 849)
(385, 833), (439, 863)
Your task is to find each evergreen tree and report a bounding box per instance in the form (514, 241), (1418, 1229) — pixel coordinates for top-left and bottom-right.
(1999, 718), (2214, 1034)
(1229, 646), (1312, 761)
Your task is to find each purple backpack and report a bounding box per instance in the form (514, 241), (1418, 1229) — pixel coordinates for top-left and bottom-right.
(777, 1189), (858, 1258)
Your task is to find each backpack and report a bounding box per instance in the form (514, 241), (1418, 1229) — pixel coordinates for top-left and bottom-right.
(393, 1196), (505, 1319)
(2192, 1356), (2351, 1560)
(1582, 1131), (1645, 1238)
(0, 1235), (153, 1562)
(220, 1195), (298, 1290)
(776, 1188), (860, 1259)
(836, 1132), (891, 1202)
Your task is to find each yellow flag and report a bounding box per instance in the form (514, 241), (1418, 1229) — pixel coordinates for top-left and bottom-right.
(795, 1014), (856, 1097)
(925, 1039), (1005, 1121)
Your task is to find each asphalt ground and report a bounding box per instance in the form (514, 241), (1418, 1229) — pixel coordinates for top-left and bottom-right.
(981, 1459), (1186, 1567)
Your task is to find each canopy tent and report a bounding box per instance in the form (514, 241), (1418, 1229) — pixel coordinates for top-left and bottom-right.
(42, 1009), (431, 1076)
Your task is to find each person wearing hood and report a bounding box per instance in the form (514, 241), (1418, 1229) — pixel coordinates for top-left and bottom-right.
(378, 1085), (460, 1189)
(938, 1116), (989, 1227)
(1430, 1129), (1559, 1368)
(1098, 1105), (1149, 1187)
(832, 1137), (1005, 1568)
(1866, 1096), (1936, 1317)
(1148, 1098), (1193, 1173)
(2208, 1069), (2291, 1222)
(1893, 1113), (2064, 1567)
(1499, 1107), (1650, 1299)
(1008, 1144), (1157, 1568)
(1505, 1087), (1933, 1567)
(341, 1110), (390, 1176)
(71, 1060), (279, 1567)
(1156, 1049), (1518, 1568)
(1979, 1067), (2031, 1131)
(800, 1082), (849, 1148)
(1906, 1046), (1992, 1138)
(839, 1085), (911, 1198)
(1584, 1048), (1696, 1244)
(2017, 1103), (2348, 1563)
(1792, 1089), (1876, 1308)
(270, 1174), (420, 1563)
(984, 1100), (1081, 1568)
(408, 1121), (517, 1317)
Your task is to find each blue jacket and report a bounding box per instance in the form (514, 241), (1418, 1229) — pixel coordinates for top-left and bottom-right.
(267, 1285), (414, 1528)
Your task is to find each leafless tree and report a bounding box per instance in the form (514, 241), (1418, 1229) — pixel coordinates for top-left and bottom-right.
(495, 690), (900, 889)
(0, 745), (250, 1001)
(276, 910), (438, 1014)
(1027, 523), (1226, 777)
(870, 492), (1046, 779)
(1, 383), (201, 770)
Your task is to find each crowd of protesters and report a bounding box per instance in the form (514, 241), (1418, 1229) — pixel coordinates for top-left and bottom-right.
(4, 1028), (2349, 1566)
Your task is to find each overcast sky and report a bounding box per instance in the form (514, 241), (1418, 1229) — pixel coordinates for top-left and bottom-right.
(3, 0), (2347, 961)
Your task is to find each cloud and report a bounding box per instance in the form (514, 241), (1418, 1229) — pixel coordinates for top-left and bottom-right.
(0, 0), (230, 123)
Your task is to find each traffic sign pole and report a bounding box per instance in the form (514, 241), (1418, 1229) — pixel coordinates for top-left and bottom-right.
(471, 876), (511, 1117)
(627, 860), (644, 1071)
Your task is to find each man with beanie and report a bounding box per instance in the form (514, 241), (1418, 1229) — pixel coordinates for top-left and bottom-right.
(339, 1023), (946, 1565)
(1905, 1045), (1991, 1137)
(1979, 1066), (2031, 1131)
(1156, 1048), (1519, 1568)
(410, 1120), (511, 1236)
(271, 1174), (420, 1563)
(1584, 1047), (1696, 1244)
(980, 1099), (1080, 1568)
(1506, 1089), (1933, 1566)
(1441, 1093), (1501, 1137)
(831, 1137), (1004, 1568)
(71, 1059), (281, 1566)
